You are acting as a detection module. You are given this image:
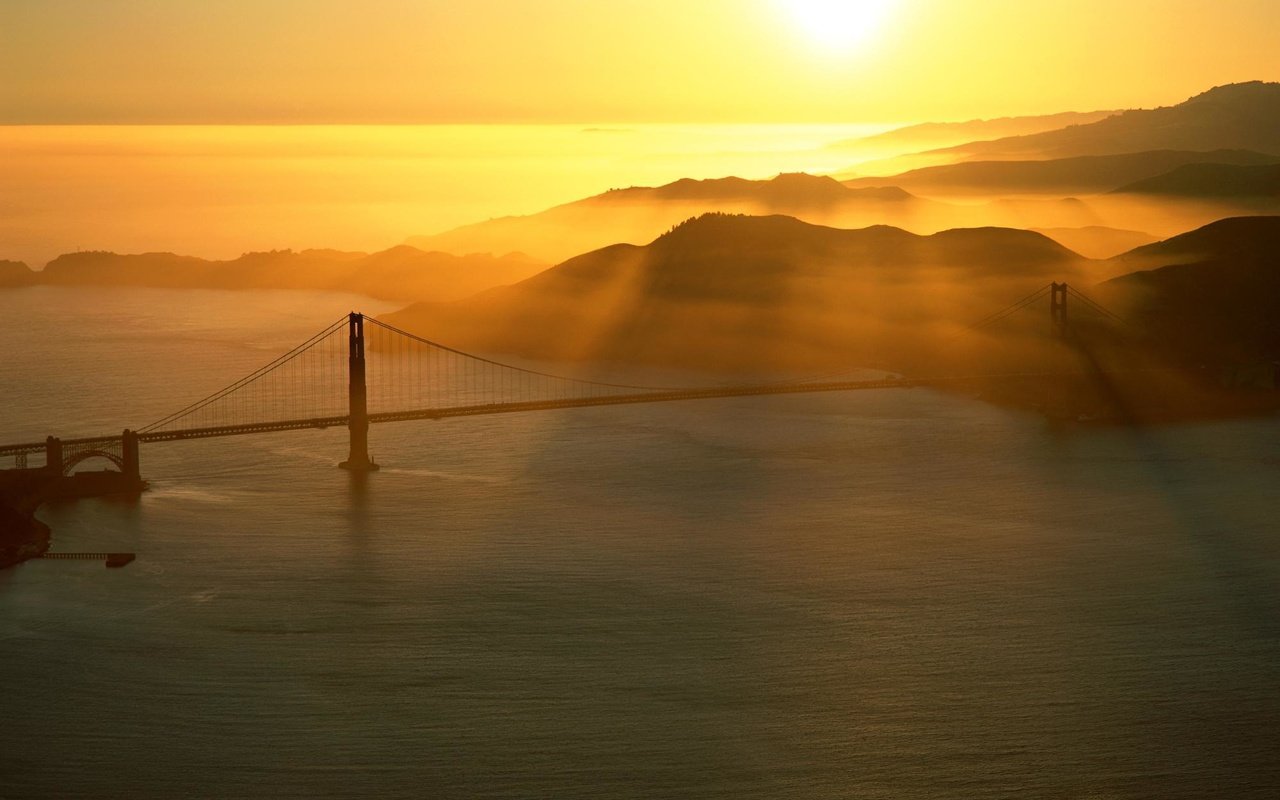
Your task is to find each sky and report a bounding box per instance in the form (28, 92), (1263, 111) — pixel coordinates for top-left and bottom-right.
(3, 0), (1279, 125)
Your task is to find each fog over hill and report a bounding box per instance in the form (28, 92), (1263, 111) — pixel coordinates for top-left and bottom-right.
(1112, 163), (1280, 198)
(844, 150), (1280, 197)
(831, 109), (1119, 154)
(406, 173), (938, 264)
(386, 213), (1091, 371)
(1100, 216), (1280, 362)
(928, 82), (1280, 162)
(1025, 227), (1158, 260)
(405, 83), (1280, 264)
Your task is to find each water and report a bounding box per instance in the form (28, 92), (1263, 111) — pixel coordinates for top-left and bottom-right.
(2, 288), (1279, 798)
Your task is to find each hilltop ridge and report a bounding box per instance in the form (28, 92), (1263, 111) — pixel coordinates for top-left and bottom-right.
(929, 82), (1280, 161)
(385, 213), (1089, 370)
(6, 247), (545, 302)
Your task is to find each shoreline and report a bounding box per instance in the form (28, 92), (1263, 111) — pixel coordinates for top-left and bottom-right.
(0, 515), (51, 570)
(0, 485), (52, 570)
(0, 470), (145, 570)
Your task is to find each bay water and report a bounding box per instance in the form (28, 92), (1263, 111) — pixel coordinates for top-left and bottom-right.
(2, 288), (1278, 798)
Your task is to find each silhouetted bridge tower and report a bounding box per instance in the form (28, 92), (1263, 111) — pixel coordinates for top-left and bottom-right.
(341, 311), (376, 472)
(0, 284), (1132, 486)
(1051, 282), (1069, 340)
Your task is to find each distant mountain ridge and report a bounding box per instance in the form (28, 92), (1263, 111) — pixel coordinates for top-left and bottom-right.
(405, 173), (934, 264)
(1112, 163), (1280, 198)
(844, 149), (1280, 196)
(1111, 215), (1280, 266)
(831, 110), (1120, 153)
(929, 82), (1280, 162)
(405, 85), (1280, 265)
(4, 247), (545, 301)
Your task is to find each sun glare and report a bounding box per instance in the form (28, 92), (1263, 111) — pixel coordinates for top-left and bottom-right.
(778, 0), (896, 53)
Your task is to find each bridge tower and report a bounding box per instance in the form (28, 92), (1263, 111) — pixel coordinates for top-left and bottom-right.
(44, 436), (62, 477)
(339, 312), (380, 471)
(122, 430), (141, 482)
(1050, 282), (1069, 340)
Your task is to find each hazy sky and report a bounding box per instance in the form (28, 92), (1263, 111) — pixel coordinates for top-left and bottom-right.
(3, 0), (1279, 123)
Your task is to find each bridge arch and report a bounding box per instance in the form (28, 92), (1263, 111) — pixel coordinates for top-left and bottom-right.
(62, 449), (125, 476)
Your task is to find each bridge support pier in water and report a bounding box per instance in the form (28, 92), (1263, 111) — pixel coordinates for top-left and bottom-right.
(44, 436), (62, 477)
(339, 312), (380, 472)
(122, 429), (141, 481)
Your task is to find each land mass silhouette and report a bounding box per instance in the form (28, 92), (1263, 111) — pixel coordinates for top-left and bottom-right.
(831, 109), (1120, 154)
(921, 82), (1280, 162)
(0, 247), (545, 301)
(844, 149), (1280, 197)
(405, 173), (939, 264)
(388, 213), (1090, 371)
(1112, 163), (1280, 198)
(401, 84), (1280, 265)
(1100, 216), (1280, 363)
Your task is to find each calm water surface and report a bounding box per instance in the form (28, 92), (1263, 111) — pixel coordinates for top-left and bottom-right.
(2, 288), (1279, 798)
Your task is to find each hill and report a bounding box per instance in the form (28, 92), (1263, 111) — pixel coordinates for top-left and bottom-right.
(31, 247), (544, 302)
(384, 214), (1089, 371)
(1030, 227), (1159, 260)
(405, 173), (937, 264)
(0, 260), (36, 288)
(929, 82), (1280, 162)
(1109, 215), (1280, 268)
(844, 149), (1280, 197)
(830, 110), (1119, 155)
(1112, 163), (1280, 198)
(1100, 217), (1280, 361)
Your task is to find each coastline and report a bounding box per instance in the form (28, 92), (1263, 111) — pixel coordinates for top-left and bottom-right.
(0, 469), (146, 571)
(0, 481), (52, 570)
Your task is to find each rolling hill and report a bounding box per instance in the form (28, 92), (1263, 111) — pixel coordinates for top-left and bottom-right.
(405, 173), (939, 264)
(385, 213), (1091, 371)
(1112, 163), (1280, 198)
(844, 149), (1280, 197)
(0, 260), (36, 288)
(1100, 216), (1280, 361)
(830, 109), (1119, 155)
(926, 82), (1280, 162)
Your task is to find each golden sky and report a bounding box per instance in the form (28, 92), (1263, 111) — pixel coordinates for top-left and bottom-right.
(3, 0), (1279, 124)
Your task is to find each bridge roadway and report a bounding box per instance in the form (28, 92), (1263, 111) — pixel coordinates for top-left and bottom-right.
(0, 375), (941, 457)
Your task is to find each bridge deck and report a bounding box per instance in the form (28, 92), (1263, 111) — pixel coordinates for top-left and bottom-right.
(140, 377), (935, 442)
(1, 377), (932, 455)
(13, 369), (1139, 457)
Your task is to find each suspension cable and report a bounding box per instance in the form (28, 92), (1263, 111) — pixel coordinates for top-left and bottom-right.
(140, 316), (349, 432)
(364, 317), (686, 392)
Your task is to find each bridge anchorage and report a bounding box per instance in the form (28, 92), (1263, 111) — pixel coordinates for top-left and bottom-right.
(0, 281), (1137, 489)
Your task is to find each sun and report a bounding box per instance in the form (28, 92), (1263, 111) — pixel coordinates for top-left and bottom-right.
(777, 0), (897, 54)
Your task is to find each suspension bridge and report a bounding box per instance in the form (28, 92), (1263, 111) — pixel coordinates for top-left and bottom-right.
(0, 282), (1126, 484)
